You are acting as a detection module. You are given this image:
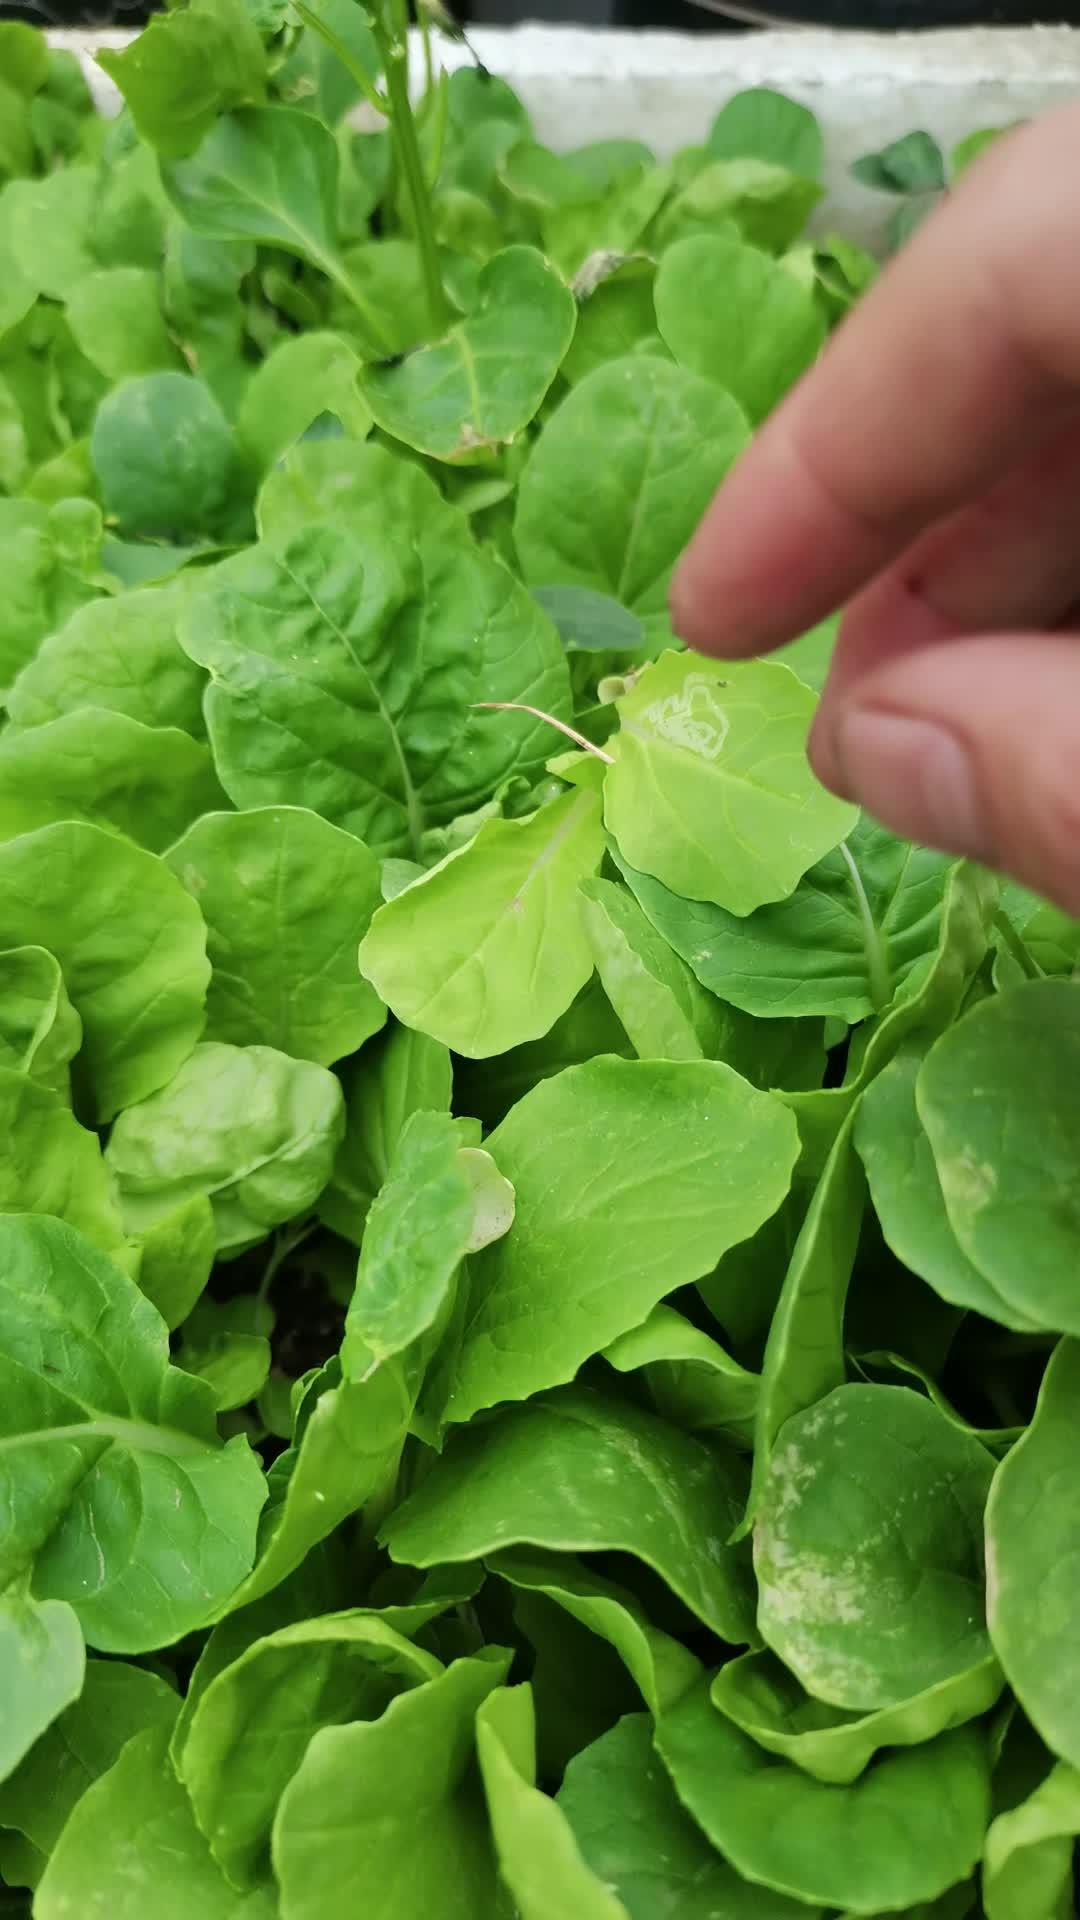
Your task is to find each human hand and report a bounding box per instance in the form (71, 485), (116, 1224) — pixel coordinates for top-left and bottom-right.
(671, 106), (1080, 915)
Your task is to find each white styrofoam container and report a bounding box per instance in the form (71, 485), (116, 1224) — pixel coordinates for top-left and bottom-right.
(56, 23), (1080, 246)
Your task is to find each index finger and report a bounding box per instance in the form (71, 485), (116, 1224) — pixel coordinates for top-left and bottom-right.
(670, 104), (1080, 659)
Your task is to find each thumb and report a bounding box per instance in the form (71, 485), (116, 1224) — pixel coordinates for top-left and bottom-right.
(809, 633), (1080, 916)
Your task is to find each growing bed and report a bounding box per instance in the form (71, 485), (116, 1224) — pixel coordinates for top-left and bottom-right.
(0, 8), (1078, 1917)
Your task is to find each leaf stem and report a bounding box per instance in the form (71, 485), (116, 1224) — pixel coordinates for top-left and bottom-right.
(472, 701), (615, 764)
(839, 839), (892, 1012)
(370, 11), (451, 337)
(993, 909), (1043, 981)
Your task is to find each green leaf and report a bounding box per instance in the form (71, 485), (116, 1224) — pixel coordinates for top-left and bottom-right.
(713, 1648), (1003, 1788)
(655, 1679), (989, 1913)
(477, 1686), (630, 1920)
(161, 104), (342, 269)
(319, 1021), (452, 1245)
(755, 1384), (995, 1710)
(708, 88), (824, 177)
(343, 1109), (474, 1376)
(66, 268), (182, 381)
(654, 160), (821, 254)
(559, 1714), (823, 1920)
(0, 499), (104, 698)
(0, 1590), (84, 1786)
(855, 1046), (1040, 1330)
(851, 131), (946, 194)
(179, 1612), (441, 1888)
(432, 1055), (798, 1425)
(605, 653), (858, 916)
(530, 584), (645, 655)
(655, 233), (824, 423)
(615, 822), (954, 1021)
(603, 1303), (759, 1449)
(272, 1653), (509, 1919)
(134, 1193), (217, 1331)
(0, 1657), (178, 1857)
(515, 357), (749, 631)
(579, 875), (739, 1063)
(951, 125), (1014, 178)
(0, 1067), (123, 1253)
(917, 980), (1080, 1334)
(0, 23), (48, 98)
(983, 1759), (1080, 1920)
(234, 330), (370, 475)
(6, 584), (207, 739)
(745, 1106), (864, 1527)
(90, 371), (236, 539)
(0, 1214), (265, 1652)
(166, 806), (386, 1065)
(3, 167), (96, 299)
(0, 822), (210, 1123)
(383, 1384), (757, 1645)
(491, 1550), (702, 1720)
(561, 257), (664, 387)
(97, 0), (266, 159)
(361, 246), (576, 461)
(0, 946), (81, 1096)
(180, 511), (571, 858)
(34, 1722), (278, 1920)
(986, 1340), (1080, 1770)
(106, 1042), (345, 1257)
(0, 710), (223, 853)
(359, 789), (604, 1056)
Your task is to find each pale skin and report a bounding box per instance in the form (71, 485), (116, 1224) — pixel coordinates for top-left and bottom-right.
(671, 106), (1080, 917)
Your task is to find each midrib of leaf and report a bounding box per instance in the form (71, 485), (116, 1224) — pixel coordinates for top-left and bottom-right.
(839, 839), (891, 1012)
(0, 1416), (218, 1461)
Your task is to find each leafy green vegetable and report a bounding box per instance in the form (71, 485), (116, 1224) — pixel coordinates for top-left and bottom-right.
(0, 28), (1072, 1914)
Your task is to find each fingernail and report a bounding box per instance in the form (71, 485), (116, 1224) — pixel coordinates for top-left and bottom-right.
(832, 708), (996, 863)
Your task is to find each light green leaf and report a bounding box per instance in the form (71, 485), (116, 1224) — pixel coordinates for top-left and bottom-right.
(515, 357), (748, 630)
(362, 246), (576, 460)
(343, 1109), (474, 1377)
(986, 1340), (1080, 1770)
(616, 822), (954, 1021)
(90, 371), (235, 538)
(0, 1590), (84, 1786)
(654, 159), (821, 254)
(708, 88), (823, 176)
(605, 652), (858, 916)
(0, 946), (81, 1096)
(180, 1612), (441, 1888)
(744, 1106), (864, 1528)
(166, 806), (386, 1065)
(855, 1046), (1039, 1331)
(477, 1686), (630, 1920)
(0, 1067), (123, 1252)
(755, 1384), (995, 1709)
(561, 258), (664, 387)
(106, 1042), (345, 1257)
(656, 1680), (989, 1914)
(161, 105), (342, 269)
(35, 1722), (278, 1920)
(0, 1657), (178, 1857)
(656, 233), (824, 423)
(433, 1055), (798, 1425)
(319, 1022), (452, 1245)
(559, 1714), (823, 1920)
(0, 822), (209, 1121)
(271, 1654), (509, 1919)
(180, 512), (571, 858)
(3, 167), (96, 299)
(917, 980), (1080, 1334)
(234, 330), (371, 475)
(66, 267), (182, 381)
(178, 1322), (271, 1412)
(6, 584), (207, 739)
(134, 1193), (217, 1331)
(0, 1213), (265, 1652)
(491, 1550), (702, 1720)
(983, 1759), (1080, 1920)
(359, 789), (604, 1057)
(96, 0), (266, 159)
(0, 710), (223, 853)
(713, 1648), (1002, 1787)
(384, 1384), (756, 1645)
(603, 1303), (758, 1448)
(580, 875), (737, 1061)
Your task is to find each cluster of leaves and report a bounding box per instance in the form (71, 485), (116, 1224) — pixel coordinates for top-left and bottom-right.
(0, 10), (1073, 1920)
